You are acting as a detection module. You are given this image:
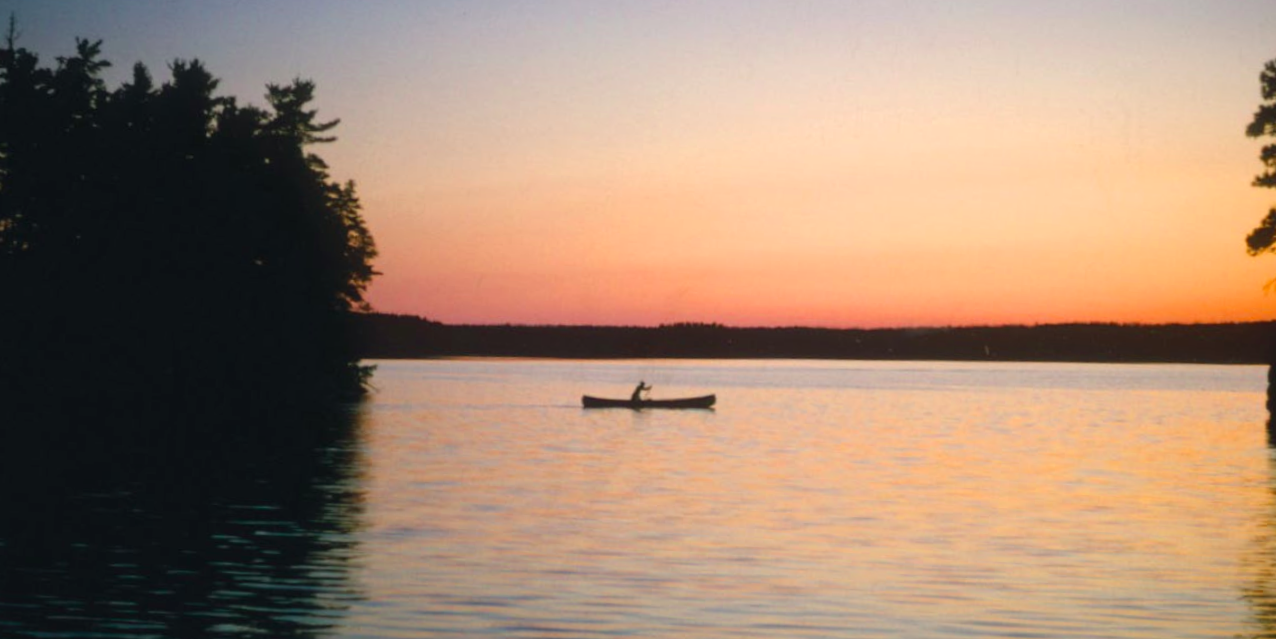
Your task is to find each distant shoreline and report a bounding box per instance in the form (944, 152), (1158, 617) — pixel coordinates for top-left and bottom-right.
(355, 313), (1276, 365)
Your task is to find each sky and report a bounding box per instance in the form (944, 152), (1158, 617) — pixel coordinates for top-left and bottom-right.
(7, 0), (1276, 328)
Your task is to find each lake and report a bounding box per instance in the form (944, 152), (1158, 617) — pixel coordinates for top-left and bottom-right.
(1, 359), (1272, 638)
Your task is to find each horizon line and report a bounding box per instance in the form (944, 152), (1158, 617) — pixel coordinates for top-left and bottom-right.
(359, 312), (1276, 332)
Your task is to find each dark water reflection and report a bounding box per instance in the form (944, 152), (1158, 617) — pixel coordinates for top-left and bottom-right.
(0, 404), (367, 638)
(1247, 445), (1276, 639)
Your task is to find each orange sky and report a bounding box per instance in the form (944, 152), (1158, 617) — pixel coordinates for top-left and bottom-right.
(16, 1), (1276, 327)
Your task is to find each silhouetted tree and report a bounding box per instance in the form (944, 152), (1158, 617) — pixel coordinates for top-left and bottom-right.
(0, 29), (377, 411)
(1243, 54), (1276, 418)
(1247, 57), (1276, 258)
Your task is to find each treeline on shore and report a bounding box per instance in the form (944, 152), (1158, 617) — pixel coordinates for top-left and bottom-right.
(354, 313), (1276, 364)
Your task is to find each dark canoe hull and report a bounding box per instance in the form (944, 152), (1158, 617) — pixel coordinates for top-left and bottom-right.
(582, 394), (716, 409)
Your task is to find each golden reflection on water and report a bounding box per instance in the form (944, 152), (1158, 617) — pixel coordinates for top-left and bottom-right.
(352, 360), (1269, 638)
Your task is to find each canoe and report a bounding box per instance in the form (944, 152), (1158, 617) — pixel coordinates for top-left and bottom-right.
(582, 394), (715, 409)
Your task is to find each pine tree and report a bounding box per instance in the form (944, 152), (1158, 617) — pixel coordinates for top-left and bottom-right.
(1247, 58), (1276, 255)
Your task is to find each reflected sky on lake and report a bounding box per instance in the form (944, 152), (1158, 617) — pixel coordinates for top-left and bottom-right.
(347, 360), (1271, 638)
(2, 360), (1273, 638)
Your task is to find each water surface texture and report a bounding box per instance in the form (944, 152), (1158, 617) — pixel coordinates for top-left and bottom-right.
(2, 360), (1273, 638)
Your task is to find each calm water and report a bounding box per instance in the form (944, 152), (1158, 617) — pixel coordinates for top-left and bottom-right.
(2, 359), (1274, 638)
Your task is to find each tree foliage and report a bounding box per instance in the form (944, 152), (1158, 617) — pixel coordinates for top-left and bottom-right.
(0, 30), (378, 408)
(1247, 58), (1276, 256)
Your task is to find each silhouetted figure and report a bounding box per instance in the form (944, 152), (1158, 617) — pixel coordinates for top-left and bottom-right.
(631, 381), (651, 402)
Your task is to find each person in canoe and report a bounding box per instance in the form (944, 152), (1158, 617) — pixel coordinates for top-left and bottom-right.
(631, 381), (652, 402)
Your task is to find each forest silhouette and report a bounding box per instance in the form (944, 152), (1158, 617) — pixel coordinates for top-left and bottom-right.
(0, 28), (378, 413)
(357, 314), (1275, 364)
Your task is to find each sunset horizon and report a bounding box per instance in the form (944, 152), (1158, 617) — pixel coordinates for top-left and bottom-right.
(367, 312), (1276, 331)
(10, 1), (1276, 328)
